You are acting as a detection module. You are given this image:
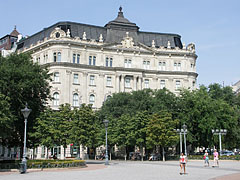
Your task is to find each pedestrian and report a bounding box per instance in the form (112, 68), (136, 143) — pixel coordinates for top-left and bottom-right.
(179, 152), (187, 174)
(204, 150), (209, 167)
(213, 149), (219, 167)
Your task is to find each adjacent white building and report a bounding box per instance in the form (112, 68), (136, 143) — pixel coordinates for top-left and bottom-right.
(15, 8), (198, 159)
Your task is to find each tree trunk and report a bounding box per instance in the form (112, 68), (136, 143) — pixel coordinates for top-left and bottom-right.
(162, 147), (165, 162)
(110, 147), (112, 161)
(141, 146), (144, 161)
(64, 146), (66, 159)
(124, 147), (127, 161)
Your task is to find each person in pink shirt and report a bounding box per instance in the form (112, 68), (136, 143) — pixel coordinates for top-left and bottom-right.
(213, 149), (219, 166)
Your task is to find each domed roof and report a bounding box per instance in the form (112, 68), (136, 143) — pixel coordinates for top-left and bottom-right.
(10, 26), (20, 37)
(105, 7), (139, 31)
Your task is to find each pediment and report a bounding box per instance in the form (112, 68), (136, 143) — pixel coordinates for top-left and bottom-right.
(101, 41), (155, 53)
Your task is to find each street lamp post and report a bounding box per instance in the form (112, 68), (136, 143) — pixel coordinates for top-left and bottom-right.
(176, 124), (187, 156)
(103, 120), (109, 165)
(212, 129), (227, 156)
(20, 103), (32, 173)
(176, 129), (183, 154)
(182, 124), (188, 156)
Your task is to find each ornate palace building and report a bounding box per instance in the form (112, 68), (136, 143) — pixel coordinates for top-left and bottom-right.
(17, 8), (198, 111)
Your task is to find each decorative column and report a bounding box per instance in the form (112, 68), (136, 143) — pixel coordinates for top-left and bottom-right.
(115, 74), (120, 93)
(133, 75), (137, 91)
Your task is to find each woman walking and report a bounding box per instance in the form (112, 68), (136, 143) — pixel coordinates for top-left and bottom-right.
(179, 152), (187, 174)
(204, 150), (209, 167)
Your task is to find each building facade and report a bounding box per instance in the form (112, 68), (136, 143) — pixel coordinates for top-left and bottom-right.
(15, 8), (198, 159)
(17, 8), (198, 111)
(0, 26), (21, 57)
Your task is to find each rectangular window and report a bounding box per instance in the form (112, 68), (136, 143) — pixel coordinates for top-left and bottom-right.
(144, 79), (149, 88)
(147, 61), (150, 69)
(90, 75), (95, 85)
(110, 58), (113, 67)
(73, 74), (79, 84)
(125, 78), (131, 88)
(159, 61), (166, 70)
(178, 63), (181, 71)
(57, 52), (61, 62)
(125, 59), (132, 68)
(160, 80), (165, 89)
(106, 57), (109, 67)
(73, 54), (76, 63)
(143, 61), (146, 69)
(93, 56), (96, 65)
(89, 56), (92, 65)
(176, 80), (181, 90)
(124, 59), (128, 68)
(54, 52), (57, 62)
(174, 62), (177, 71)
(54, 72), (60, 82)
(107, 76), (112, 86)
(77, 54), (80, 64)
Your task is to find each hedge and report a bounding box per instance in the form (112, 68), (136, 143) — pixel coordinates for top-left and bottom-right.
(0, 159), (86, 169)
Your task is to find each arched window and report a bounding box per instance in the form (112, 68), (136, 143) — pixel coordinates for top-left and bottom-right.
(89, 94), (95, 105)
(57, 52), (61, 62)
(54, 72), (60, 82)
(53, 92), (59, 106)
(73, 93), (79, 107)
(107, 95), (111, 100)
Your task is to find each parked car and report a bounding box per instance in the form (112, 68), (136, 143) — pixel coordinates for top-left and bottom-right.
(221, 150), (234, 156)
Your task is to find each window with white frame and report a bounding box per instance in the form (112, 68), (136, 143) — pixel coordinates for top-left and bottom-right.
(125, 77), (131, 88)
(144, 79), (149, 88)
(159, 61), (166, 70)
(106, 57), (113, 67)
(73, 74), (79, 84)
(174, 62), (177, 71)
(90, 75), (95, 85)
(160, 80), (165, 89)
(73, 93), (79, 107)
(143, 61), (150, 69)
(57, 52), (61, 62)
(107, 76), (112, 86)
(176, 80), (181, 90)
(54, 72), (60, 82)
(124, 59), (132, 68)
(77, 54), (80, 64)
(53, 92), (59, 106)
(89, 94), (95, 105)
(53, 52), (61, 62)
(178, 63), (181, 71)
(73, 54), (76, 63)
(89, 56), (96, 65)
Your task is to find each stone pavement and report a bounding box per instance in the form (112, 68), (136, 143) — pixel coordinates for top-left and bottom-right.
(0, 160), (240, 180)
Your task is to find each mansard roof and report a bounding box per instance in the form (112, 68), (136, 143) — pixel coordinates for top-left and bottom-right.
(17, 8), (182, 50)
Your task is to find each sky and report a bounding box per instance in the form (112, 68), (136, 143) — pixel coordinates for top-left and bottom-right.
(1, 0), (240, 87)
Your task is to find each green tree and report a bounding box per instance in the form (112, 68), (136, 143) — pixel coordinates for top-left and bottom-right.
(146, 111), (178, 161)
(0, 93), (14, 145)
(0, 53), (51, 151)
(69, 104), (97, 159)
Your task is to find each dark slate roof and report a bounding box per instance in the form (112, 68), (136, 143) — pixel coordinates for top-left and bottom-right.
(17, 8), (182, 50)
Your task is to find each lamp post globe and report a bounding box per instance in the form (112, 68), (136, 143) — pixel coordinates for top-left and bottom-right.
(103, 120), (109, 165)
(20, 103), (32, 173)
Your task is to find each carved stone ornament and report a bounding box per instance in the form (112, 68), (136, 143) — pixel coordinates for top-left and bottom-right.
(50, 27), (66, 39)
(83, 32), (87, 40)
(121, 32), (134, 48)
(66, 29), (71, 37)
(99, 34), (103, 42)
(167, 41), (171, 49)
(152, 40), (155, 48)
(187, 43), (195, 52)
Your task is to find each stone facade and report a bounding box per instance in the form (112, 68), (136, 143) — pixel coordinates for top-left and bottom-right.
(15, 8), (198, 159)
(17, 10), (198, 110)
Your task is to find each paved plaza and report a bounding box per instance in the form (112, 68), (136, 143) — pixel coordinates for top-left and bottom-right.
(0, 160), (240, 180)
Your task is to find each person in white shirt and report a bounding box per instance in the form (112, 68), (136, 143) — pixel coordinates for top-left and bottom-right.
(179, 152), (187, 174)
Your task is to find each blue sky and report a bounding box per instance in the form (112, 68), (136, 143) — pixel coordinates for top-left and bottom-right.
(1, 0), (240, 87)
